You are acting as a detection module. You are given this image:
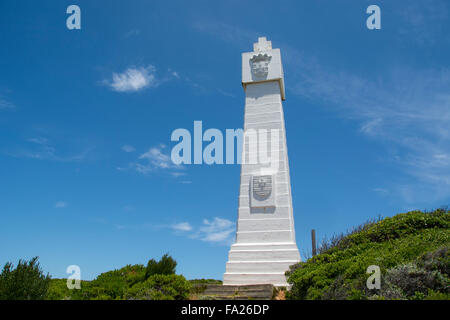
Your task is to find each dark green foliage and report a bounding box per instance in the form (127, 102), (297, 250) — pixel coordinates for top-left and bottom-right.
(375, 246), (450, 300)
(145, 253), (177, 279)
(317, 216), (383, 255)
(125, 274), (191, 300)
(417, 246), (449, 275)
(425, 290), (450, 300)
(86, 271), (127, 300)
(46, 279), (71, 300)
(79, 264), (146, 300)
(46, 278), (92, 300)
(286, 209), (450, 300)
(0, 257), (51, 300)
(45, 256), (187, 300)
(323, 209), (449, 254)
(321, 275), (367, 300)
(382, 263), (449, 298)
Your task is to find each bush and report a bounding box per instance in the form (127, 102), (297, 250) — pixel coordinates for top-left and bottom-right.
(3, 255), (188, 300)
(425, 290), (450, 300)
(417, 246), (449, 276)
(125, 274), (191, 300)
(324, 209), (449, 254)
(46, 279), (71, 300)
(286, 209), (450, 300)
(82, 264), (146, 300)
(145, 253), (177, 279)
(0, 257), (51, 300)
(317, 216), (382, 255)
(382, 263), (449, 298)
(321, 275), (368, 300)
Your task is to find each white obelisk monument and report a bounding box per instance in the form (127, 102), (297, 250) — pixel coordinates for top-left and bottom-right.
(223, 37), (301, 287)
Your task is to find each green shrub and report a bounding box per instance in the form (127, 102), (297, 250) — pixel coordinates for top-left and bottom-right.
(382, 262), (449, 298)
(77, 264), (146, 300)
(46, 279), (71, 300)
(46, 278), (93, 300)
(317, 216), (382, 254)
(5, 255), (188, 300)
(324, 209), (449, 253)
(321, 274), (368, 300)
(125, 274), (191, 300)
(66, 257), (183, 300)
(425, 290), (450, 300)
(417, 246), (449, 276)
(286, 209), (450, 300)
(0, 257), (51, 300)
(145, 253), (177, 279)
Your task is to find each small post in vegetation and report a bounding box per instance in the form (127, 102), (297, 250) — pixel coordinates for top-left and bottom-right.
(311, 229), (317, 256)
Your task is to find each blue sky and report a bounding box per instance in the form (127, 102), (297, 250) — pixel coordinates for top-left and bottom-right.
(0, 0), (449, 280)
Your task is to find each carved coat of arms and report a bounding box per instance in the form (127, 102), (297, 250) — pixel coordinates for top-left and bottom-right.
(252, 175), (272, 199)
(250, 53), (271, 78)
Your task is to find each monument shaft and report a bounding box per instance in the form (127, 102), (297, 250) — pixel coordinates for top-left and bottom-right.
(224, 38), (301, 287)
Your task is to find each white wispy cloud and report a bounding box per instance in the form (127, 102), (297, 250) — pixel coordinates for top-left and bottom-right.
(0, 98), (15, 109)
(124, 29), (140, 38)
(15, 137), (90, 162)
(119, 144), (185, 177)
(199, 217), (235, 243)
(168, 68), (180, 79)
(217, 89), (236, 98)
(165, 217), (235, 245)
(95, 216), (234, 245)
(396, 0), (448, 45)
(121, 145), (136, 153)
(138, 145), (176, 169)
(55, 201), (68, 208)
(9, 137), (90, 162)
(27, 137), (48, 145)
(373, 188), (389, 195)
(107, 65), (158, 92)
(170, 172), (186, 178)
(103, 65), (184, 93)
(171, 222), (193, 232)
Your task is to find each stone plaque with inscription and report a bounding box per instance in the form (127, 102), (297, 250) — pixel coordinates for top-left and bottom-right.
(250, 174), (275, 208)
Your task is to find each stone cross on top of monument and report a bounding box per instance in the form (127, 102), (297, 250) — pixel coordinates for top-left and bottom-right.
(253, 37), (272, 52)
(242, 36), (286, 100)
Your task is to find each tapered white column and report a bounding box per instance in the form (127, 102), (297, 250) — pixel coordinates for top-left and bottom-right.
(224, 37), (301, 287)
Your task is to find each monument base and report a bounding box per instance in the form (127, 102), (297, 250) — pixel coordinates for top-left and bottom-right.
(223, 242), (300, 287)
